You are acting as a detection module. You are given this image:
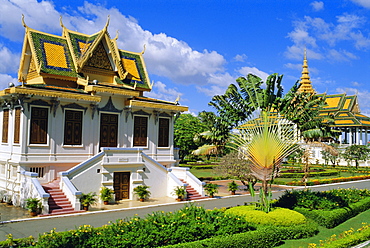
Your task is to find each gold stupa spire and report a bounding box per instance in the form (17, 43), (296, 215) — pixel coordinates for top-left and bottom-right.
(298, 48), (315, 94)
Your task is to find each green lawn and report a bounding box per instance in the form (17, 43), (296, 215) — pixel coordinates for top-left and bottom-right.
(188, 166), (369, 185)
(277, 208), (370, 247)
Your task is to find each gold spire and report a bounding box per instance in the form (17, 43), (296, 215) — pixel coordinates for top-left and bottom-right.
(298, 48), (315, 94)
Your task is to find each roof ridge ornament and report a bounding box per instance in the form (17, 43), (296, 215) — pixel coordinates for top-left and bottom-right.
(141, 44), (146, 55)
(59, 15), (65, 28)
(104, 15), (110, 31)
(113, 30), (119, 41)
(21, 14), (27, 28)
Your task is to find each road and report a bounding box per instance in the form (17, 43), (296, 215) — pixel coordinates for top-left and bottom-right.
(0, 180), (369, 241)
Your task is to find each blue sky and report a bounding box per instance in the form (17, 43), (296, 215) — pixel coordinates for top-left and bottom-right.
(1, 0), (370, 115)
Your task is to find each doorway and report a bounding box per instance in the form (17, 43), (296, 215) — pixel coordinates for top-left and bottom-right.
(113, 172), (130, 200)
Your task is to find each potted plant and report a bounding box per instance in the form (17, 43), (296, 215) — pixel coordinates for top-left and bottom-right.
(25, 198), (42, 216)
(80, 192), (97, 211)
(173, 186), (187, 201)
(100, 187), (114, 205)
(133, 185), (151, 202)
(204, 183), (218, 198)
(228, 181), (239, 195)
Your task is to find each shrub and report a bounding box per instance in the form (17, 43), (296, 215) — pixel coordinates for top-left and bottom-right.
(274, 189), (348, 210)
(36, 204), (254, 247)
(295, 197), (370, 228)
(0, 234), (35, 248)
(225, 205), (306, 226)
(164, 222), (319, 248)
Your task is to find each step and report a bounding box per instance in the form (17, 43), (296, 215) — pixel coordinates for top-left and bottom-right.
(42, 179), (80, 216)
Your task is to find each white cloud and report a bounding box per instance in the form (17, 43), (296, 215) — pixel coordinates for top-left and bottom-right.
(0, 0), (61, 41)
(196, 85), (228, 97)
(0, 45), (20, 73)
(238, 67), (269, 81)
(145, 81), (182, 103)
(286, 14), (370, 61)
(350, 0), (370, 8)
(233, 54), (247, 62)
(70, 2), (226, 86)
(0, 74), (17, 89)
(327, 49), (359, 61)
(284, 63), (302, 71)
(351, 81), (361, 87)
(310, 1), (324, 11)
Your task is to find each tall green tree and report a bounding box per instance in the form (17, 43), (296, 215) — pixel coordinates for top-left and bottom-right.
(209, 73), (339, 141)
(174, 114), (207, 161)
(192, 111), (231, 158)
(342, 144), (370, 169)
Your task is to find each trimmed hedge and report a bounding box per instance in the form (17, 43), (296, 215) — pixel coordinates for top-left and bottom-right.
(278, 169), (338, 178)
(225, 206), (306, 226)
(295, 197), (370, 228)
(163, 222), (319, 248)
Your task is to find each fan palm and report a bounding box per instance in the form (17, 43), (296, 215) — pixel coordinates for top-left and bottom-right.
(231, 110), (301, 212)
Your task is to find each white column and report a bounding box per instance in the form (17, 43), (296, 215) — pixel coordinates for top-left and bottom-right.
(366, 128), (368, 145)
(360, 128), (363, 145)
(349, 128), (353, 145)
(356, 127), (360, 145)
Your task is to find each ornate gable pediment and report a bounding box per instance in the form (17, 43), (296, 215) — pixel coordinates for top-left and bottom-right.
(84, 42), (113, 71)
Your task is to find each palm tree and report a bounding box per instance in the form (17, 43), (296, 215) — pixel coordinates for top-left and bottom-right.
(230, 110), (300, 212)
(192, 111), (231, 159)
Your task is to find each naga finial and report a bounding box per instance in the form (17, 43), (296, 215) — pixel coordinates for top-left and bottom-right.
(59, 15), (65, 28)
(21, 14), (27, 28)
(141, 44), (146, 55)
(113, 30), (119, 41)
(104, 15), (110, 30)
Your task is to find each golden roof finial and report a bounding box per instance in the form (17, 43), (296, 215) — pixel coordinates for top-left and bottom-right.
(113, 30), (119, 41)
(21, 14), (27, 28)
(59, 15), (65, 28)
(298, 47), (315, 94)
(104, 15), (110, 31)
(141, 44), (146, 55)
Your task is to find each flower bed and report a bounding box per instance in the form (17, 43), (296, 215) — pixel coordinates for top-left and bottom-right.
(287, 175), (370, 186)
(309, 223), (370, 248)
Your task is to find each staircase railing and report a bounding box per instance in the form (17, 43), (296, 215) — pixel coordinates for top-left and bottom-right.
(21, 171), (50, 215)
(59, 174), (82, 211)
(170, 167), (205, 196)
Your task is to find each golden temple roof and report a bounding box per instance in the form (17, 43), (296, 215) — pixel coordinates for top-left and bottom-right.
(18, 17), (152, 92)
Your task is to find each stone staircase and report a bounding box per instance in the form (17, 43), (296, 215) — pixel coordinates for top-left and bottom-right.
(41, 179), (84, 216)
(179, 179), (207, 200)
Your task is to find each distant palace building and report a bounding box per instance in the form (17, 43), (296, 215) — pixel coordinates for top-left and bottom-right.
(298, 49), (370, 164)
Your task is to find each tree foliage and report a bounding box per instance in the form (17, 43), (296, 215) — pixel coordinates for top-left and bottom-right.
(215, 152), (257, 188)
(174, 114), (207, 161)
(192, 111), (231, 158)
(342, 144), (370, 169)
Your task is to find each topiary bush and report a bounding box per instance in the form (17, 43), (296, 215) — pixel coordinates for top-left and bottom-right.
(225, 205), (306, 226)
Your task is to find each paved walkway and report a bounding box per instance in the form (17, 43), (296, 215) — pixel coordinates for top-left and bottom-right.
(0, 179), (369, 241)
